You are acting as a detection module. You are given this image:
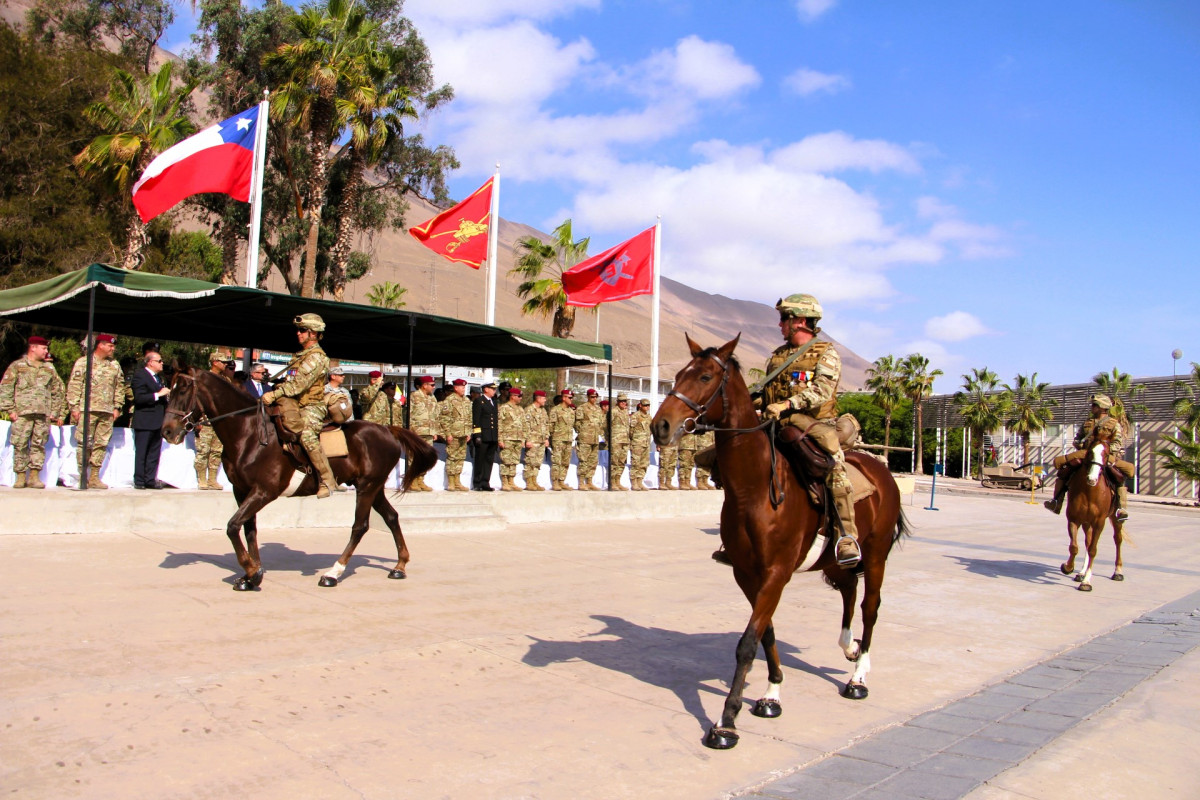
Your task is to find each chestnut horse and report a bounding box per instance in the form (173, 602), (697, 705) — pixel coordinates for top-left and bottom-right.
(161, 369), (437, 591)
(1059, 437), (1129, 591)
(652, 334), (909, 750)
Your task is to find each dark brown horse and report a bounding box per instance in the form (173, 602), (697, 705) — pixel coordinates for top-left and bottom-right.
(161, 369), (437, 591)
(1060, 437), (1129, 591)
(652, 334), (909, 750)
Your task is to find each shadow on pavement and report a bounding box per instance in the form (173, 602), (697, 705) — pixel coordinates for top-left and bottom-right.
(945, 554), (1064, 584)
(523, 613), (845, 734)
(158, 541), (397, 580)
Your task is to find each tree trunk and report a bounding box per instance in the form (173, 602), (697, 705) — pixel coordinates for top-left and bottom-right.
(120, 215), (148, 270)
(330, 149), (365, 302)
(300, 112), (332, 299)
(914, 400), (924, 474)
(219, 203), (240, 285)
(883, 415), (892, 450)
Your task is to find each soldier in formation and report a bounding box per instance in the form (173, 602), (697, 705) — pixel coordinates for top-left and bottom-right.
(606, 394), (632, 490)
(548, 389), (576, 490)
(574, 388), (604, 490)
(657, 439), (679, 490)
(439, 378), (472, 491)
(498, 387), (525, 491)
(629, 398), (652, 491)
(677, 429), (699, 490)
(66, 333), (123, 489)
(359, 371), (390, 424)
(405, 375), (439, 491)
(0, 335), (66, 489)
(193, 350), (233, 490)
(694, 429), (716, 489)
(523, 390), (550, 491)
(261, 314), (344, 498)
(1043, 393), (1131, 521)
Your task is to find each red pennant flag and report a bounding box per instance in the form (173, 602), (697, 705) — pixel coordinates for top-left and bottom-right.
(562, 226), (655, 308)
(408, 178), (493, 268)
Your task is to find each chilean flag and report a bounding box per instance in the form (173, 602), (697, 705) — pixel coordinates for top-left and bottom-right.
(131, 105), (260, 223)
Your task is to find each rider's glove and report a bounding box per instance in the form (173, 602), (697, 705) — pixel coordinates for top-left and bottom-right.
(764, 401), (790, 419)
(261, 391), (276, 404)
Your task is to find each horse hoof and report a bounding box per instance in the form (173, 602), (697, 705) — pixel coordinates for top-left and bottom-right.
(388, 569), (407, 580)
(1073, 573), (1084, 582)
(703, 726), (739, 750)
(841, 682), (869, 700)
(751, 699), (782, 718)
(1060, 563), (1072, 576)
(1078, 582), (1093, 592)
(318, 576), (338, 588)
(1111, 573), (1124, 582)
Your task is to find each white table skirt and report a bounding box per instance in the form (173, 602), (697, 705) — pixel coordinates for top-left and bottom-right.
(1, 421), (668, 491)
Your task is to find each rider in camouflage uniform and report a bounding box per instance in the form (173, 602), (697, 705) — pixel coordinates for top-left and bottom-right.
(760, 293), (859, 567)
(438, 379), (472, 491)
(574, 388), (605, 490)
(405, 375), (439, 491)
(548, 389), (576, 490)
(629, 398), (652, 490)
(66, 334), (124, 489)
(523, 390), (550, 491)
(0, 335), (65, 489)
(194, 350), (233, 490)
(606, 394), (632, 490)
(1044, 393), (1130, 521)
(498, 388), (526, 491)
(261, 314), (343, 498)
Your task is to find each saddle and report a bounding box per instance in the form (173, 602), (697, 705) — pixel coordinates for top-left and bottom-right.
(1053, 453), (1129, 491)
(265, 399), (349, 473)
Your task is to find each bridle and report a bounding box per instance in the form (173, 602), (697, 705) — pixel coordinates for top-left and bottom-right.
(164, 372), (259, 432)
(666, 351), (772, 436)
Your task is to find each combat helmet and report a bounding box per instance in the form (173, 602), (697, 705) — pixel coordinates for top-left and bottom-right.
(1090, 393), (1113, 409)
(775, 293), (823, 322)
(294, 313), (325, 332)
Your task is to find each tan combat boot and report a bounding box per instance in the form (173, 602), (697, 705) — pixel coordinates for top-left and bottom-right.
(680, 481), (695, 491)
(416, 475), (433, 492)
(27, 472), (45, 489)
(306, 447), (344, 499)
(510, 476), (524, 492)
(13, 471), (27, 489)
(195, 465), (208, 489)
(524, 472), (544, 491)
(1043, 477), (1066, 514)
(206, 466), (223, 491)
(449, 473), (467, 492)
(560, 478), (575, 491)
(832, 488), (860, 568)
(1115, 485), (1130, 522)
(88, 466), (108, 490)
(500, 476), (514, 492)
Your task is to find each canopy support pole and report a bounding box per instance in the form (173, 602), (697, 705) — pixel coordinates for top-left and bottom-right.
(79, 285), (97, 490)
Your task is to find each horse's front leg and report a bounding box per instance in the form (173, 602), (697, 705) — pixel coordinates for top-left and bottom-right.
(1060, 520), (1080, 576)
(371, 485), (410, 579)
(318, 485), (373, 587)
(1078, 523), (1100, 592)
(227, 489), (274, 591)
(750, 625), (784, 719)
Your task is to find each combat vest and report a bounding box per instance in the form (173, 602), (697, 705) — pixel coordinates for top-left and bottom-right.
(762, 340), (839, 420)
(281, 345), (329, 407)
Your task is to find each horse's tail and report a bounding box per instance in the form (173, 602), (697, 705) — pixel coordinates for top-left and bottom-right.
(893, 506), (912, 546)
(388, 426), (438, 493)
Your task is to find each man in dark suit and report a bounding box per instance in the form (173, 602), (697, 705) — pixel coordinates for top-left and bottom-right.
(470, 381), (499, 491)
(130, 350), (171, 489)
(243, 363), (268, 398)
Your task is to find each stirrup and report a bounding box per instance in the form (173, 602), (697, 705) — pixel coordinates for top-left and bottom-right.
(1115, 508), (1129, 522)
(835, 536), (861, 568)
(711, 547), (732, 566)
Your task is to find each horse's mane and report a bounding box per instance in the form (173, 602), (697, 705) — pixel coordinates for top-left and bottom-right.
(195, 369), (257, 409)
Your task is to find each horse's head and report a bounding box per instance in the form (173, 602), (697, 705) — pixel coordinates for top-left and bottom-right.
(652, 333), (740, 446)
(162, 368), (201, 445)
(1086, 440), (1109, 487)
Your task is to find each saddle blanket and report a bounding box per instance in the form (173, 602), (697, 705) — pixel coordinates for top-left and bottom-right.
(846, 461), (876, 504)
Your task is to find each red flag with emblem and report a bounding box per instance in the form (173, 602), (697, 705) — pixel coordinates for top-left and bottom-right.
(562, 225), (655, 307)
(408, 178), (493, 268)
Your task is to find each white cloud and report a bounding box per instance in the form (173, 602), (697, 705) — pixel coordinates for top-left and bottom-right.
(795, 0), (839, 22)
(784, 68), (852, 97)
(924, 311), (990, 342)
(630, 36), (761, 101)
(774, 131), (920, 174)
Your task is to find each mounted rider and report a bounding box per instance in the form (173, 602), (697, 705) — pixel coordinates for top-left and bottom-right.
(260, 313), (345, 498)
(1044, 393), (1130, 521)
(762, 293), (860, 567)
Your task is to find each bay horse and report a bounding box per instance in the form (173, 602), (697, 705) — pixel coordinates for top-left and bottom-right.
(1059, 436), (1129, 591)
(652, 334), (909, 750)
(161, 369), (437, 591)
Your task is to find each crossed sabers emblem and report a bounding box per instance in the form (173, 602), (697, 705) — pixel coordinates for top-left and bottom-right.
(445, 218), (488, 252)
(599, 253), (633, 286)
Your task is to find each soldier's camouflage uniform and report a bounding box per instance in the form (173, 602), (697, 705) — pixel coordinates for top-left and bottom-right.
(657, 442), (679, 489)
(66, 354), (124, 470)
(439, 392), (472, 489)
(677, 430), (699, 489)
(574, 400), (605, 489)
(360, 383), (392, 425)
(607, 405), (631, 488)
(498, 400), (525, 484)
(409, 390), (439, 442)
(0, 355), (66, 478)
(548, 400), (576, 487)
(272, 345), (330, 455)
(629, 406), (652, 489)
(194, 365), (232, 481)
(694, 429), (715, 489)
(523, 401), (550, 488)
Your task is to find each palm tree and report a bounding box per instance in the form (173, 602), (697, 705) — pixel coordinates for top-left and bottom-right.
(365, 281), (406, 309)
(1170, 361), (1200, 432)
(1092, 367), (1145, 432)
(267, 0), (380, 298)
(1004, 372), (1057, 466)
(953, 368), (1008, 478)
(75, 62), (196, 270)
(1156, 435), (1200, 482)
(865, 354), (904, 450)
(899, 353), (943, 474)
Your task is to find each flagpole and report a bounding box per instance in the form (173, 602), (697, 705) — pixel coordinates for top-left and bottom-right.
(244, 90), (269, 289)
(485, 163), (500, 327)
(650, 217), (662, 410)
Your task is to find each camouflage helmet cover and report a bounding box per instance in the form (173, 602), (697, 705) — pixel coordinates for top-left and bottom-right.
(775, 293), (823, 321)
(294, 313), (326, 332)
(1090, 393), (1113, 409)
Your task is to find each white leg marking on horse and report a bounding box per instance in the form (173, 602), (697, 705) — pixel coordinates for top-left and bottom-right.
(762, 681), (782, 702)
(839, 628), (859, 660)
(851, 652), (871, 684)
(323, 561), (346, 581)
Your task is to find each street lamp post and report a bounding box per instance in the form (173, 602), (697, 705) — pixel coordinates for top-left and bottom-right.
(1173, 349), (1183, 497)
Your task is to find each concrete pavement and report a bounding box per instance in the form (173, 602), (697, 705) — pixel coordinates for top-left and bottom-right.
(0, 488), (1196, 798)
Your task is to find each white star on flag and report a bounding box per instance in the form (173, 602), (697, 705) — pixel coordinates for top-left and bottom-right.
(236, 117), (252, 131)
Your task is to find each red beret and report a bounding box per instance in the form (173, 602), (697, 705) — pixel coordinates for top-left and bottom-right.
(586, 388), (598, 396)
(452, 378), (467, 386)
(95, 334), (116, 344)
(368, 370), (382, 379)
(416, 375), (435, 385)
(533, 390), (547, 398)
(27, 336), (48, 346)
(599, 399), (610, 406)
(561, 389), (573, 396)
(509, 388), (522, 397)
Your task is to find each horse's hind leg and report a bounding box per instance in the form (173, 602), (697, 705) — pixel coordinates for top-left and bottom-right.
(750, 624), (784, 719)
(845, 556), (891, 699)
(318, 485), (376, 587)
(825, 566), (861, 663)
(371, 487), (409, 579)
(1111, 518), (1126, 581)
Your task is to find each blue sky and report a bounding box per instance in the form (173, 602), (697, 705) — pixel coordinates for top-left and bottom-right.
(169, 0), (1200, 391)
